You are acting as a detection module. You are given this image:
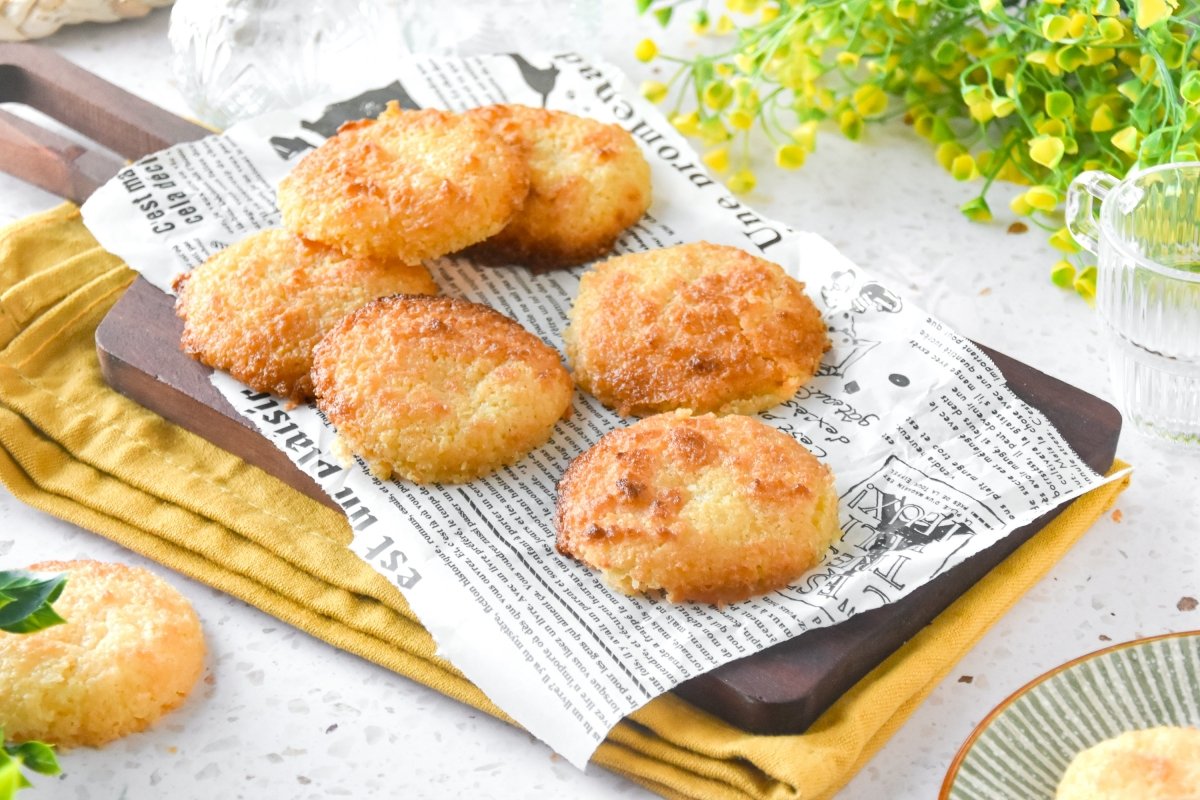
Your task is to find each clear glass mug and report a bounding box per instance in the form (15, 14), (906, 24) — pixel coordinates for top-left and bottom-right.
(1066, 162), (1200, 447)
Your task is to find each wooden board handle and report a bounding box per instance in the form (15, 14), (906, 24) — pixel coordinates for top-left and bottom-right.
(0, 43), (209, 202)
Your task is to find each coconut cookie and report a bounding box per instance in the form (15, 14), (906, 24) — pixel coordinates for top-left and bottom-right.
(278, 104), (530, 263)
(555, 411), (838, 604)
(463, 104), (652, 271)
(565, 242), (830, 416)
(1056, 726), (1200, 800)
(311, 294), (573, 483)
(175, 228), (438, 401)
(0, 560), (205, 747)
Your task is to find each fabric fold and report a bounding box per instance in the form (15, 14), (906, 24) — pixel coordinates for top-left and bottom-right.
(0, 203), (1130, 800)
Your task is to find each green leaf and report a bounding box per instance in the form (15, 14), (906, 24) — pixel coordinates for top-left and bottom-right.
(635, 0), (654, 14)
(0, 756), (28, 800)
(2, 605), (67, 636)
(653, 6), (674, 26)
(0, 572), (67, 634)
(0, 734), (61, 800)
(5, 743), (59, 777)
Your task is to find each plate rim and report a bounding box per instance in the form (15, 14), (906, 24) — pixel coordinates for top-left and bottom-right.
(938, 628), (1200, 800)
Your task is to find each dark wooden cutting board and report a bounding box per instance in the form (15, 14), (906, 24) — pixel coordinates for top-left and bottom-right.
(94, 283), (1120, 733)
(0, 43), (1121, 737)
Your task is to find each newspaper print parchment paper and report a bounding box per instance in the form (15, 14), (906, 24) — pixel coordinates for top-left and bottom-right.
(81, 53), (1126, 768)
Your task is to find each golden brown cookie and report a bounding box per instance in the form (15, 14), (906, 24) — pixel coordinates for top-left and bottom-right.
(565, 242), (830, 416)
(311, 294), (573, 483)
(1056, 727), (1200, 800)
(0, 560), (205, 748)
(278, 104), (530, 262)
(174, 228), (438, 401)
(556, 411), (838, 604)
(463, 105), (652, 270)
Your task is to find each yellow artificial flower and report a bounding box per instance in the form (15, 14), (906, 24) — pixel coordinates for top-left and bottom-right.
(1024, 185), (1059, 211)
(1111, 125), (1140, 153)
(1050, 260), (1076, 287)
(852, 84), (889, 116)
(729, 168), (757, 193)
(670, 111), (701, 136)
(1090, 104), (1116, 132)
(703, 147), (731, 173)
(1135, 0), (1177, 29)
(728, 109), (756, 130)
(1029, 135), (1066, 168)
(703, 81), (734, 109)
(951, 153), (979, 181)
(961, 197), (992, 222)
(1049, 227), (1082, 253)
(775, 144), (807, 169)
(641, 80), (669, 104)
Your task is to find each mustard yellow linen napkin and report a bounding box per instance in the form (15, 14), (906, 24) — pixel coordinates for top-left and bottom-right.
(0, 203), (1131, 800)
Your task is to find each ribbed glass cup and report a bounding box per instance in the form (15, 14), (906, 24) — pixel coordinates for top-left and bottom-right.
(169, 0), (598, 130)
(169, 0), (403, 129)
(1067, 163), (1200, 447)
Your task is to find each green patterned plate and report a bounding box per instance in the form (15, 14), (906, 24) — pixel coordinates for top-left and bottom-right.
(941, 631), (1200, 800)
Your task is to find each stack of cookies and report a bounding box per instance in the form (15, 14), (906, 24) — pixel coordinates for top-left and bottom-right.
(176, 99), (841, 605)
(176, 102), (650, 483)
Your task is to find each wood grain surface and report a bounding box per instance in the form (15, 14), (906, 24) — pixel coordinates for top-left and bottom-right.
(0, 44), (209, 202)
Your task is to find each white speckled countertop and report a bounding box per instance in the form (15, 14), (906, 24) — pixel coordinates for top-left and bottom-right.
(2, 6), (1198, 799)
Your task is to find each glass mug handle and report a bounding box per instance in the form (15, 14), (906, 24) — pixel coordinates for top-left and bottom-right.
(1065, 171), (1119, 254)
